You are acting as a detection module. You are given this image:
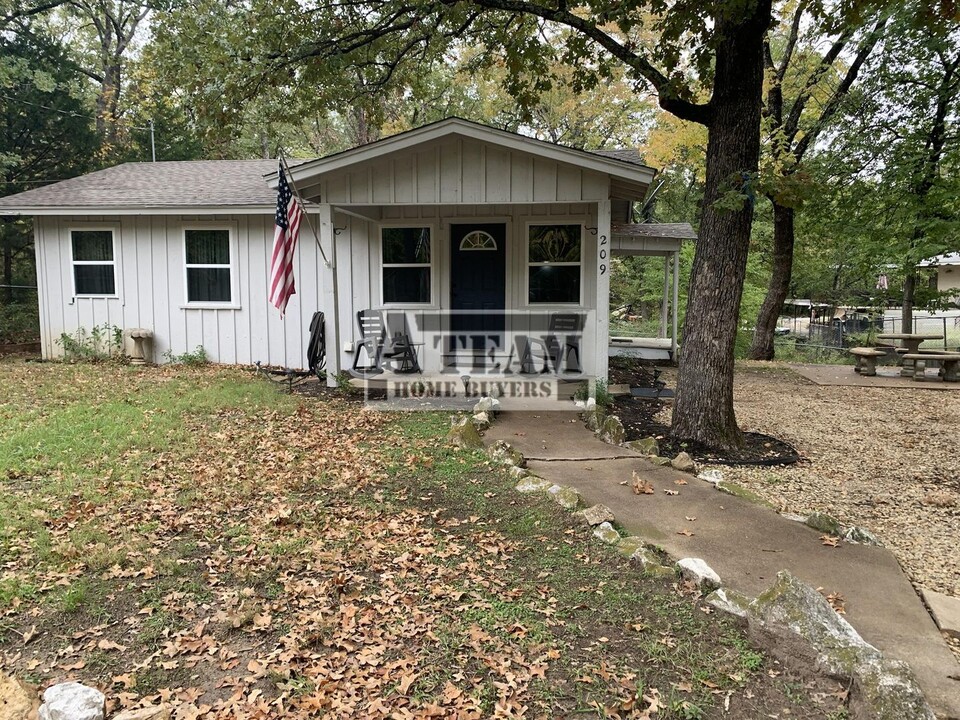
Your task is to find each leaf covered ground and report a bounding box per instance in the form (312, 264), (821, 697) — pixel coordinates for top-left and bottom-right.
(0, 361), (847, 719)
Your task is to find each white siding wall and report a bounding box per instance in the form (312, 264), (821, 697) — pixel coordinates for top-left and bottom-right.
(315, 137), (610, 206)
(334, 203), (601, 376)
(35, 213), (326, 370)
(34, 183), (609, 379)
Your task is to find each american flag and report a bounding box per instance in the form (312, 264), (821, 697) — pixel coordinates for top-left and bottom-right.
(269, 162), (303, 317)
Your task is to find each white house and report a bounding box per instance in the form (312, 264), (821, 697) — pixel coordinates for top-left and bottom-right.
(0, 118), (692, 386)
(919, 252), (960, 302)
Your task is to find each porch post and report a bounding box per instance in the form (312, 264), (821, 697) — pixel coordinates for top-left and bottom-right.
(318, 203), (341, 387)
(595, 199), (612, 381)
(660, 255), (670, 338)
(672, 249), (680, 357)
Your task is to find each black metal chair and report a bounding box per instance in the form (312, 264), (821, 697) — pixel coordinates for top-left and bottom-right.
(519, 313), (584, 374)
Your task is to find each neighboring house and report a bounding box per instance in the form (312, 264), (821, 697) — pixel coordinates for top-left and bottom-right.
(0, 118), (692, 386)
(919, 252), (960, 302)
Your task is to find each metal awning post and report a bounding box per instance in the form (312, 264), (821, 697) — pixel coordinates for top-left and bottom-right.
(660, 255), (670, 338)
(672, 250), (680, 356)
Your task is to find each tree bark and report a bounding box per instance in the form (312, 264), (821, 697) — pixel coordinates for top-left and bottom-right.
(901, 272), (915, 334)
(749, 203), (795, 359)
(671, 1), (771, 450)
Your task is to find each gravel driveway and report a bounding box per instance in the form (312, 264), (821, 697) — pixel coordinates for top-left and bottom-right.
(657, 363), (960, 599)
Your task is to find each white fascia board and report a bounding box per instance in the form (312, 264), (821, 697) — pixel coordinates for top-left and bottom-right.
(269, 118), (657, 189)
(0, 204), (322, 216)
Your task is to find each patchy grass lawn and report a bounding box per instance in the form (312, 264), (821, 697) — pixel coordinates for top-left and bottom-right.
(0, 361), (845, 719)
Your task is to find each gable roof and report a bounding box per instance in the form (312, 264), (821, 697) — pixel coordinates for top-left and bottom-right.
(275, 117), (655, 189)
(0, 159), (311, 216)
(0, 118), (656, 216)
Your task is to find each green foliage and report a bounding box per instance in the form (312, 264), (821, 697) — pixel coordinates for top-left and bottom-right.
(0, 291), (39, 343)
(163, 345), (208, 366)
(574, 379), (612, 408)
(56, 324), (124, 363)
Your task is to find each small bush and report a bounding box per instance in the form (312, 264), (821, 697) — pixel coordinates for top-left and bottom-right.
(574, 378), (613, 408)
(57, 324), (123, 362)
(163, 345), (208, 366)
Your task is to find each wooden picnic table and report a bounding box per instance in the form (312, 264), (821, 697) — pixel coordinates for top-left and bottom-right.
(877, 333), (944, 376)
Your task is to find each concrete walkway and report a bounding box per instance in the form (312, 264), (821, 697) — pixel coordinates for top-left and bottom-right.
(485, 412), (960, 719)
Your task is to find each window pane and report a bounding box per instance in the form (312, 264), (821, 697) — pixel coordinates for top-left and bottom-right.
(187, 267), (231, 302)
(72, 230), (113, 261)
(529, 266), (580, 304)
(186, 229), (230, 265)
(529, 225), (581, 263)
(75, 264), (115, 295)
(383, 267), (430, 303)
(382, 227), (431, 264)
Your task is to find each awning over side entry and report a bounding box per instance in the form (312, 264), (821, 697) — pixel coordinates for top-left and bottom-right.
(610, 222), (696, 256)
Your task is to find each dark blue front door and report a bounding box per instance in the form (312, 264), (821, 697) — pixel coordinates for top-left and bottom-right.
(449, 223), (506, 361)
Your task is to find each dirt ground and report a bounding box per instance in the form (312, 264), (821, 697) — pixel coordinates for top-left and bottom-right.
(653, 363), (960, 602)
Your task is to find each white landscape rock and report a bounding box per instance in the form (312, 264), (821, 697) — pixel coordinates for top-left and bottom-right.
(696, 468), (724, 484)
(676, 558), (722, 591)
(592, 521), (621, 545)
(515, 476), (553, 494)
(38, 682), (105, 720)
(473, 396), (501, 414)
(580, 504), (615, 527)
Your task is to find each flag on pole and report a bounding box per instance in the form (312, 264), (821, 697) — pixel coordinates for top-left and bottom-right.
(269, 161), (303, 317)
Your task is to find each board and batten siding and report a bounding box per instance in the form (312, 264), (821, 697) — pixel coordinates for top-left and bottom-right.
(333, 203), (601, 376)
(34, 214), (328, 370)
(300, 137), (611, 206)
(34, 200), (607, 377)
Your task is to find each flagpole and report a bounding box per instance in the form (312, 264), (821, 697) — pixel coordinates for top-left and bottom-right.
(278, 150), (331, 268)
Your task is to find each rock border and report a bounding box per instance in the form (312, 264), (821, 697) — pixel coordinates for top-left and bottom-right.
(468, 408), (935, 720)
(580, 406), (884, 552)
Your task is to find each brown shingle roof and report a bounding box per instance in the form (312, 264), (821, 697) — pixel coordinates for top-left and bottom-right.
(594, 149), (645, 166)
(0, 159), (311, 211)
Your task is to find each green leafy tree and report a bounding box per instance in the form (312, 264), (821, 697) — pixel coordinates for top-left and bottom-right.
(819, 11), (960, 329)
(0, 24), (98, 330)
(747, 3), (887, 359)
(151, 0), (778, 449)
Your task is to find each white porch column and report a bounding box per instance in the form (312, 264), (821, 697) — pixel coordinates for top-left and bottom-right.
(317, 203), (341, 387)
(595, 199), (612, 381)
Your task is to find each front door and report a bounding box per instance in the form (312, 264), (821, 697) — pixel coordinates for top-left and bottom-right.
(449, 223), (506, 367)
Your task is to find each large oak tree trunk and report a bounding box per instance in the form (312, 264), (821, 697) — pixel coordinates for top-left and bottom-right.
(749, 203), (795, 360)
(671, 1), (771, 450)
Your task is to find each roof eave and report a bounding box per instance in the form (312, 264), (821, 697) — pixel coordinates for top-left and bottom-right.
(0, 204), (295, 216)
(268, 118), (657, 189)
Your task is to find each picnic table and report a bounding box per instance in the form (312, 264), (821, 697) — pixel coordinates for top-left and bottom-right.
(877, 333), (944, 376)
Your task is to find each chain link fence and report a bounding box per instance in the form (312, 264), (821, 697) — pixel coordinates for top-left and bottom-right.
(0, 285), (40, 346)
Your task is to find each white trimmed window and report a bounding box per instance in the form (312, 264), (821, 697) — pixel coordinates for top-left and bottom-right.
(71, 229), (117, 296)
(527, 224), (582, 304)
(381, 226), (432, 304)
(184, 228), (233, 303)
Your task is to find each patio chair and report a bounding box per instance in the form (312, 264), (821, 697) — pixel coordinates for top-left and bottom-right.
(519, 313), (584, 374)
(351, 309), (386, 376)
(381, 312), (421, 374)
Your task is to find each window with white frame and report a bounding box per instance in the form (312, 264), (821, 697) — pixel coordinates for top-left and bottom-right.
(527, 224), (582, 304)
(184, 228), (232, 303)
(381, 226), (431, 304)
(71, 229), (116, 296)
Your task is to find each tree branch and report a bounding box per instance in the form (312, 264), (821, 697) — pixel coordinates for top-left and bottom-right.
(793, 14), (888, 160)
(447, 0), (711, 124)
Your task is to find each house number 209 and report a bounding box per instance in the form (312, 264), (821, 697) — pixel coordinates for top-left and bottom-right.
(599, 234), (608, 275)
